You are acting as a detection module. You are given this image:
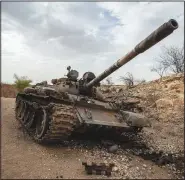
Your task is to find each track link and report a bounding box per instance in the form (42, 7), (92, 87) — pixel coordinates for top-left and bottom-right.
(15, 94), (79, 144)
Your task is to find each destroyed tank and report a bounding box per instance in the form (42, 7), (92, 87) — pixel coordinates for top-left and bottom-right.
(15, 19), (178, 144)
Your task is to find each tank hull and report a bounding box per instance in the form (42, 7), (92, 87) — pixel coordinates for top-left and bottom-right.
(15, 92), (150, 144)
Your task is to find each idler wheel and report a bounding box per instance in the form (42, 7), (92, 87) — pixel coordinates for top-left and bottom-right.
(35, 108), (49, 139)
(17, 100), (24, 119)
(15, 98), (21, 119)
(20, 102), (27, 121)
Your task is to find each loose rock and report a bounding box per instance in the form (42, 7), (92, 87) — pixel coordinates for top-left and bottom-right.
(108, 145), (119, 153)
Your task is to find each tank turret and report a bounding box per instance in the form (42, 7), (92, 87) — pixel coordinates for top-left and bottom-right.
(49, 19), (179, 98)
(25, 19), (178, 99)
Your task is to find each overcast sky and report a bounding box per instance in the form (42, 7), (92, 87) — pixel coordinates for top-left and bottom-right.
(2, 2), (184, 84)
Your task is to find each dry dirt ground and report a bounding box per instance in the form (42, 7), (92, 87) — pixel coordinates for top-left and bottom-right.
(1, 97), (184, 179)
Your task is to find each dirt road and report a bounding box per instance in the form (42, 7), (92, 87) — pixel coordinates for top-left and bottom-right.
(2, 98), (95, 179)
(1, 98), (182, 179)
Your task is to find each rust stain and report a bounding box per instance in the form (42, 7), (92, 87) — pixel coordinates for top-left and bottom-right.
(103, 111), (115, 117)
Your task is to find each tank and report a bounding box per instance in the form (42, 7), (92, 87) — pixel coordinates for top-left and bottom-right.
(15, 19), (178, 144)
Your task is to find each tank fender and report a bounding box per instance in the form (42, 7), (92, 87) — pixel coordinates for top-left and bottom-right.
(120, 110), (152, 127)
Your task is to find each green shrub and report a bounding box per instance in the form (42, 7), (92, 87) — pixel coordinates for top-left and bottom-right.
(13, 74), (32, 92)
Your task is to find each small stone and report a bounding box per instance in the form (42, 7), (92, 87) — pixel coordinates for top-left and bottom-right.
(104, 160), (108, 164)
(143, 164), (147, 168)
(108, 145), (118, 153)
(112, 166), (119, 172)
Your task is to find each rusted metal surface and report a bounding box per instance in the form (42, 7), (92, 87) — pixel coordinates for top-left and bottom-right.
(86, 19), (178, 88)
(82, 161), (115, 176)
(76, 106), (127, 127)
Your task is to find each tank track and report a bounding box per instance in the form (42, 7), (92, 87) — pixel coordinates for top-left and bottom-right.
(15, 94), (79, 144)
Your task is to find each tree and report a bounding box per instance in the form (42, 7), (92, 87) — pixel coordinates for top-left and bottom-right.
(105, 77), (114, 85)
(119, 72), (134, 87)
(119, 72), (146, 87)
(13, 74), (32, 92)
(150, 63), (167, 78)
(153, 45), (184, 75)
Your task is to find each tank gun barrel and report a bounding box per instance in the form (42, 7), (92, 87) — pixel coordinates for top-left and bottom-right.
(86, 19), (178, 88)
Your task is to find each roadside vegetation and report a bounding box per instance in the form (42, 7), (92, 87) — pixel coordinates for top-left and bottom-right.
(13, 74), (32, 92)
